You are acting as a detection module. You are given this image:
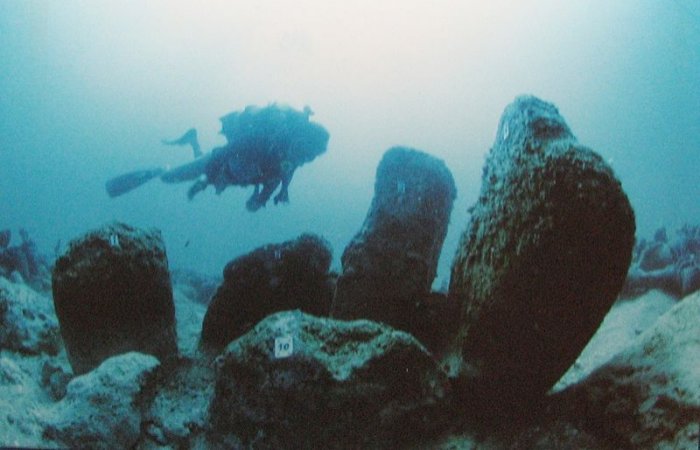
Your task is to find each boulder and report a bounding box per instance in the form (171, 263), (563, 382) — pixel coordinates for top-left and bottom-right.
(200, 233), (334, 350)
(42, 352), (160, 450)
(139, 357), (214, 448)
(553, 290), (676, 392)
(622, 224), (700, 298)
(555, 291), (700, 449)
(1, 356), (47, 447)
(508, 419), (612, 450)
(0, 277), (61, 355)
(332, 147), (457, 335)
(449, 96), (635, 407)
(208, 310), (451, 448)
(52, 222), (177, 374)
(639, 242), (674, 272)
(0, 229), (50, 289)
(135, 290), (213, 447)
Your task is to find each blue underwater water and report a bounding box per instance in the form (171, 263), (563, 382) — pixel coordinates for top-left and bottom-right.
(1, 0), (699, 284)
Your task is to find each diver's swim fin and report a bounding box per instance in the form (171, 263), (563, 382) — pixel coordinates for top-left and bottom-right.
(162, 128), (202, 159)
(105, 167), (165, 198)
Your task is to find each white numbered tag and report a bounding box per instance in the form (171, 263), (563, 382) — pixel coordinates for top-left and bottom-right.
(274, 335), (293, 358)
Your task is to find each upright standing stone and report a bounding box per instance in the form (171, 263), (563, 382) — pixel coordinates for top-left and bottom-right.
(52, 222), (177, 374)
(200, 233), (334, 350)
(449, 96), (635, 407)
(332, 147), (456, 334)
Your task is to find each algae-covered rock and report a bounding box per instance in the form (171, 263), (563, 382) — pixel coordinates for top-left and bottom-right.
(52, 222), (177, 375)
(0, 277), (61, 355)
(138, 356), (214, 448)
(42, 352), (160, 450)
(332, 147), (457, 335)
(508, 419), (612, 450)
(0, 228), (51, 290)
(449, 96), (635, 407)
(200, 233), (334, 350)
(208, 310), (450, 448)
(556, 291), (700, 449)
(622, 225), (700, 298)
(0, 356), (47, 447)
(553, 289), (676, 392)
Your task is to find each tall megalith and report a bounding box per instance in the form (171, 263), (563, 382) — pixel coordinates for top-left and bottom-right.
(332, 147), (456, 334)
(449, 96), (635, 407)
(52, 222), (177, 374)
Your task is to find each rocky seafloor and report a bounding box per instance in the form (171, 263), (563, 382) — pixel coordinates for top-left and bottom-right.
(1, 96), (699, 449)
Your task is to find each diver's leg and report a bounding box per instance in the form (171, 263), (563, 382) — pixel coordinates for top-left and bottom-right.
(161, 128), (201, 159)
(274, 169), (295, 204)
(246, 179), (280, 211)
(245, 185), (261, 211)
(187, 178), (208, 200)
(257, 179), (280, 205)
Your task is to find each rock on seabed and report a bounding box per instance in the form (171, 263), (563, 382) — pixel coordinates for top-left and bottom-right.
(555, 291), (700, 449)
(200, 233), (334, 350)
(52, 222), (177, 375)
(208, 310), (451, 448)
(448, 96), (635, 408)
(332, 147), (456, 337)
(42, 352), (160, 450)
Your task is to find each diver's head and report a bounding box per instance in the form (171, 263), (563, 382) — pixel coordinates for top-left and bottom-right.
(219, 111), (240, 143)
(299, 122), (330, 160)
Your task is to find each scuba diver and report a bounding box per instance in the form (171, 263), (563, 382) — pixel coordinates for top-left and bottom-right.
(105, 103), (329, 212)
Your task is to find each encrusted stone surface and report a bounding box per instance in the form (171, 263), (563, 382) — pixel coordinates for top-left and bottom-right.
(332, 147), (456, 336)
(209, 310), (451, 448)
(554, 292), (700, 449)
(52, 222), (176, 374)
(42, 352), (160, 450)
(449, 96), (635, 407)
(200, 233), (334, 350)
(0, 277), (61, 355)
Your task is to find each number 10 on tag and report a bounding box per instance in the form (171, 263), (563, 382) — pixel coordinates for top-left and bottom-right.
(274, 335), (293, 358)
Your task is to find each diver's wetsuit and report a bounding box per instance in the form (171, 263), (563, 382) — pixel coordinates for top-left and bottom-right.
(189, 104), (315, 211)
